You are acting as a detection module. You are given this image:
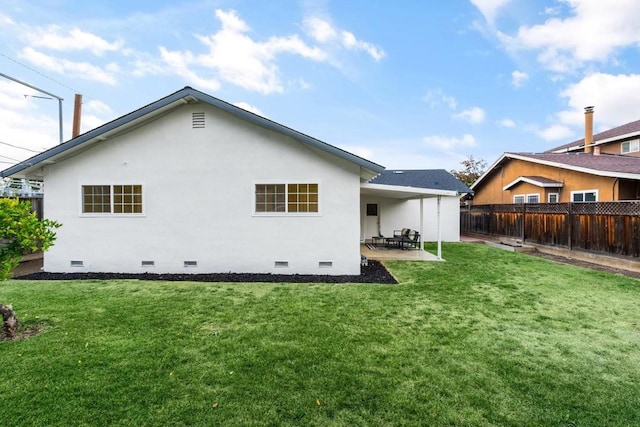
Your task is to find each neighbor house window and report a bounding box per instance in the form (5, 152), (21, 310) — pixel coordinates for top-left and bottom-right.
(548, 193), (559, 203)
(526, 194), (540, 203)
(255, 183), (318, 214)
(513, 195), (525, 204)
(82, 185), (143, 214)
(621, 139), (639, 154)
(571, 190), (598, 202)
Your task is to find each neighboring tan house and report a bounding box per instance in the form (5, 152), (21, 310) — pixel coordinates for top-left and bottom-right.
(362, 169), (472, 242)
(2, 87), (458, 275)
(471, 107), (640, 205)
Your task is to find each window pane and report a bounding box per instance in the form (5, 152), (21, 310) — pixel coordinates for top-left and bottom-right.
(585, 192), (597, 202)
(112, 184), (143, 214)
(573, 193), (584, 202)
(82, 185), (111, 213)
(256, 184), (285, 212)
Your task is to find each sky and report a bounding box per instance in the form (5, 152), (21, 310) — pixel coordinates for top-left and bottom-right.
(2, 0), (640, 173)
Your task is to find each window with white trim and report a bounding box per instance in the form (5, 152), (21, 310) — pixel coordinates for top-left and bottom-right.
(548, 193), (559, 203)
(82, 184), (143, 214)
(255, 183), (318, 213)
(571, 190), (598, 202)
(526, 193), (540, 203)
(621, 139), (639, 154)
(513, 195), (525, 204)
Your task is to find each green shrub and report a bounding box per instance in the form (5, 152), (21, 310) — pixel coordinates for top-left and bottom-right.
(0, 198), (60, 280)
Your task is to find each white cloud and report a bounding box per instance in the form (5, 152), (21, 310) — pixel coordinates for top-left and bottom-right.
(470, 0), (513, 26)
(304, 16), (337, 43)
(19, 47), (118, 85)
(233, 102), (266, 117)
(453, 106), (486, 124)
(499, 118), (515, 127)
(497, 1), (640, 73)
(340, 31), (385, 61)
(423, 88), (457, 109)
(511, 70), (529, 87)
(556, 72), (640, 129)
(303, 16), (385, 61)
(0, 82), (60, 164)
(157, 9), (328, 94)
(537, 124), (574, 141)
(423, 134), (476, 151)
(23, 26), (124, 56)
(159, 47), (221, 91)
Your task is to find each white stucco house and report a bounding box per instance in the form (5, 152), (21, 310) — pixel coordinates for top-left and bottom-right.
(2, 87), (468, 275)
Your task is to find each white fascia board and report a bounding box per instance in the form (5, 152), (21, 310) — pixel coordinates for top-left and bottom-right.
(502, 176), (564, 191)
(470, 153), (508, 190)
(361, 183), (457, 199)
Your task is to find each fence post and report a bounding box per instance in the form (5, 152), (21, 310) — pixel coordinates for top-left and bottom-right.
(567, 202), (572, 251)
(521, 203), (526, 242)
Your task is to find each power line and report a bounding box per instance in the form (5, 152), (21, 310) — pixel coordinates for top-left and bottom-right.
(0, 51), (80, 94)
(0, 140), (40, 153)
(0, 153), (21, 162)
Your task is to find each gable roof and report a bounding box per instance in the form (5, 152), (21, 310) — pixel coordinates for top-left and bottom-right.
(1, 86), (385, 179)
(503, 176), (564, 191)
(369, 169), (472, 194)
(547, 118), (640, 153)
(471, 152), (640, 190)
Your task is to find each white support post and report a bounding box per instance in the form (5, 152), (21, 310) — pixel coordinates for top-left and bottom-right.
(419, 197), (424, 251)
(437, 195), (442, 259)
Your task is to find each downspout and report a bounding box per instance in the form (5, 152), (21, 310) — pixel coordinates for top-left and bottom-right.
(612, 178), (619, 201)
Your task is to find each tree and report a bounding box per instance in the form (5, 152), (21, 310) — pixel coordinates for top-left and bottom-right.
(1, 198), (60, 339)
(450, 155), (487, 187)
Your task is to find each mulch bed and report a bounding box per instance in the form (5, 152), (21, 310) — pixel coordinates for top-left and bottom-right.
(15, 260), (398, 284)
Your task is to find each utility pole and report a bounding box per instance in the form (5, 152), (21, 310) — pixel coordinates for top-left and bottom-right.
(0, 71), (64, 143)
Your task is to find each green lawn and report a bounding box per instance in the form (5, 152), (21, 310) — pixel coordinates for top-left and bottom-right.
(2, 243), (640, 426)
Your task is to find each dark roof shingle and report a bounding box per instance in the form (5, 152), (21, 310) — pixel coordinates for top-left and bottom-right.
(546, 118), (640, 153)
(370, 169), (472, 193)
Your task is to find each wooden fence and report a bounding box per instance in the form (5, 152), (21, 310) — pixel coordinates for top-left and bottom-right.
(461, 201), (640, 258)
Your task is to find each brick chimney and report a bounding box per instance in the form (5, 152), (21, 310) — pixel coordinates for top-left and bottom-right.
(584, 106), (594, 154)
(72, 93), (82, 138)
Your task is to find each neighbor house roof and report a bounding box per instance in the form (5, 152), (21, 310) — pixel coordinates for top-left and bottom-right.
(503, 176), (564, 191)
(547, 118), (640, 153)
(1, 86), (385, 180)
(369, 169), (472, 194)
(471, 152), (640, 190)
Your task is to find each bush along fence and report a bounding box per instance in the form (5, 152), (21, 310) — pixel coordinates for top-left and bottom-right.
(461, 201), (640, 258)
(1, 197), (44, 220)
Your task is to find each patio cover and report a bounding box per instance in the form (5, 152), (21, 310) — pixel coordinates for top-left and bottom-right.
(360, 183), (459, 259)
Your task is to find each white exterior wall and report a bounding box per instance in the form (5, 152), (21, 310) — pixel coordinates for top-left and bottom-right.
(361, 196), (461, 242)
(42, 104), (362, 275)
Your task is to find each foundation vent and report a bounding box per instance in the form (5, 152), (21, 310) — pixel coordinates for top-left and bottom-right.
(70, 260), (84, 267)
(319, 261), (333, 268)
(192, 112), (205, 129)
(275, 261), (289, 268)
(141, 261), (155, 267)
(184, 260), (198, 267)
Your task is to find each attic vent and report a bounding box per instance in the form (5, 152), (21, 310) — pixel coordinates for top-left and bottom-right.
(70, 260), (84, 267)
(192, 112), (205, 129)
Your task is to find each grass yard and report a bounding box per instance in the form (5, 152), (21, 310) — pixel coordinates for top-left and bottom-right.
(2, 243), (640, 426)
